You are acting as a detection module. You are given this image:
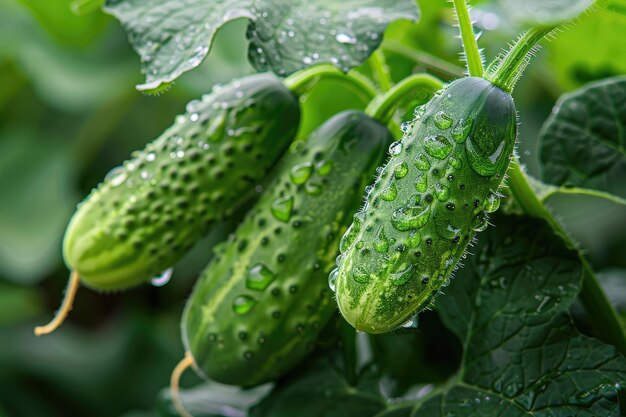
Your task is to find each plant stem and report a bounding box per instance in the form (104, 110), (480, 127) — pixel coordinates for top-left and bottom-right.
(369, 50), (393, 92)
(383, 40), (465, 79)
(508, 162), (626, 355)
(365, 74), (443, 124)
(486, 26), (555, 93)
(451, 0), (483, 77)
(284, 64), (377, 102)
(340, 321), (358, 386)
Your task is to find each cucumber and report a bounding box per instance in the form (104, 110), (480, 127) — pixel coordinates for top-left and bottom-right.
(334, 77), (517, 334)
(63, 73), (300, 290)
(182, 111), (392, 387)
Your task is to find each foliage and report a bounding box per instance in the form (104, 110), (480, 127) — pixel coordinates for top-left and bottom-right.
(1, 0), (626, 416)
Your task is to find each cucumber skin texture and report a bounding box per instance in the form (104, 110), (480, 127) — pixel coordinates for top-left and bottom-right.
(63, 73), (300, 290)
(335, 77), (517, 334)
(182, 111), (392, 387)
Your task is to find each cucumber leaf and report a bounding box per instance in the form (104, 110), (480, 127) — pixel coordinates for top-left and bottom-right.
(157, 381), (271, 417)
(376, 215), (626, 417)
(498, 0), (595, 25)
(103, 0), (419, 92)
(539, 76), (626, 202)
(250, 354), (386, 417)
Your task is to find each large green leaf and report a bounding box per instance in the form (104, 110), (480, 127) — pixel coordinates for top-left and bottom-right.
(250, 354), (386, 417)
(498, 0), (594, 25)
(157, 381), (271, 417)
(377, 215), (626, 417)
(247, 0), (419, 76)
(539, 76), (626, 201)
(103, 0), (418, 92)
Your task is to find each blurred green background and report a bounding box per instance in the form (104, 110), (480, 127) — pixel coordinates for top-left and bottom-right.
(1, 0), (625, 416)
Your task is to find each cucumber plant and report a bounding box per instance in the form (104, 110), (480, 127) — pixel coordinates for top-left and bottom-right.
(25, 0), (626, 415)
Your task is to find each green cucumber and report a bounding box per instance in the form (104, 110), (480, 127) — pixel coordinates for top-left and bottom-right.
(334, 76), (517, 334)
(182, 111), (392, 387)
(63, 73), (300, 290)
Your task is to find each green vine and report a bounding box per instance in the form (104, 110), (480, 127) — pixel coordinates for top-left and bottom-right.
(451, 0), (484, 77)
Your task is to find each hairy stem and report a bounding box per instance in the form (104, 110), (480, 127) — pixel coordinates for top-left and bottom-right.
(284, 64), (377, 102)
(365, 74), (443, 124)
(486, 26), (555, 93)
(451, 0), (483, 77)
(508, 162), (626, 355)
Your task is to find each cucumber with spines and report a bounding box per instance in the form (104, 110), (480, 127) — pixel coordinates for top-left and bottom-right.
(182, 111), (392, 387)
(334, 76), (517, 334)
(64, 73), (300, 290)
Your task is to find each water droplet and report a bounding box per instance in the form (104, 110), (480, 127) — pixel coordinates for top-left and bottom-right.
(415, 174), (427, 193)
(391, 205), (430, 231)
(484, 193), (500, 213)
(390, 264), (414, 286)
(305, 182), (323, 196)
(435, 183), (450, 201)
(106, 166), (128, 187)
(424, 135), (453, 159)
(353, 266), (369, 284)
(400, 314), (419, 328)
(434, 111), (453, 130)
(232, 295), (257, 315)
(400, 121), (411, 132)
(246, 264), (276, 291)
(374, 227), (390, 253)
(328, 268), (338, 292)
(151, 268), (173, 286)
(271, 196), (294, 222)
(146, 152), (156, 162)
(335, 32), (356, 44)
(380, 183), (398, 201)
(389, 141), (403, 156)
(435, 216), (461, 240)
(394, 162), (409, 179)
(290, 161), (313, 185)
(316, 160), (333, 176)
(452, 118), (473, 143)
(406, 230), (421, 247)
(415, 154), (431, 171)
(448, 156), (462, 169)
(466, 129), (512, 177)
(472, 213), (489, 232)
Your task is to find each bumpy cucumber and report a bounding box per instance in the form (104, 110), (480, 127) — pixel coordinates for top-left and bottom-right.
(182, 111), (392, 386)
(334, 77), (517, 334)
(63, 73), (300, 290)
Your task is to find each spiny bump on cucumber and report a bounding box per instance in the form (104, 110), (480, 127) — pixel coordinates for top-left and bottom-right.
(334, 77), (517, 334)
(181, 111), (393, 387)
(63, 73), (300, 291)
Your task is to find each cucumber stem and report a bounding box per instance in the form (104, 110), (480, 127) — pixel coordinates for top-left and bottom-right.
(369, 50), (393, 92)
(508, 162), (626, 356)
(284, 64), (377, 102)
(34, 271), (80, 336)
(486, 26), (555, 93)
(451, 0), (484, 77)
(365, 74), (443, 124)
(170, 352), (195, 417)
(383, 41), (465, 79)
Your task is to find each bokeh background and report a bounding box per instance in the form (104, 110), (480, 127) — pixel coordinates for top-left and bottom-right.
(1, 0), (625, 416)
